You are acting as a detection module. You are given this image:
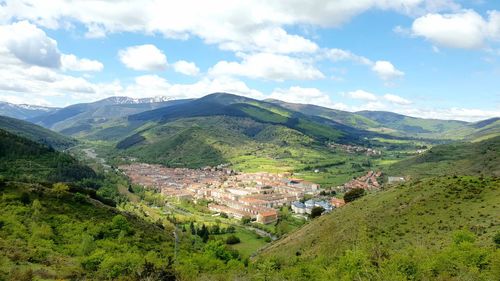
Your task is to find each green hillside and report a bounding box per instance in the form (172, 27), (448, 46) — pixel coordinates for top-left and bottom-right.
(0, 129), (94, 183)
(267, 99), (379, 129)
(386, 136), (500, 178)
(254, 176), (500, 280)
(0, 182), (176, 280)
(111, 116), (376, 186)
(0, 115), (76, 150)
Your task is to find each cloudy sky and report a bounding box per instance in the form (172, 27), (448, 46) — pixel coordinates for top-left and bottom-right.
(0, 0), (499, 121)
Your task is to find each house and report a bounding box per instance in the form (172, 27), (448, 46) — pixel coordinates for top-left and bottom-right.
(330, 197), (346, 208)
(291, 201), (306, 214)
(304, 199), (333, 214)
(256, 209), (278, 224)
(388, 176), (405, 184)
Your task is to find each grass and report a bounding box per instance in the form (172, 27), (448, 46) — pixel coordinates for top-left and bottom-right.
(218, 229), (268, 258)
(251, 176), (500, 280)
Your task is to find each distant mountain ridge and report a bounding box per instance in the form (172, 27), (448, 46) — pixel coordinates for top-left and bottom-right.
(0, 101), (59, 120)
(3, 93), (498, 142)
(29, 96), (191, 133)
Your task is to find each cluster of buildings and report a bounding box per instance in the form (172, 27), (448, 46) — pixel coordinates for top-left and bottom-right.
(327, 142), (381, 156)
(337, 170), (382, 192)
(290, 197), (346, 216)
(119, 163), (321, 224)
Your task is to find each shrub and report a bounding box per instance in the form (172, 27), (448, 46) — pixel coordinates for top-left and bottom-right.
(52, 182), (69, 197)
(226, 235), (241, 245)
(344, 188), (366, 203)
(20, 192), (31, 205)
(310, 206), (325, 219)
(493, 232), (500, 247)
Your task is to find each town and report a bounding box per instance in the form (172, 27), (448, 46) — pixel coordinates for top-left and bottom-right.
(119, 163), (342, 224)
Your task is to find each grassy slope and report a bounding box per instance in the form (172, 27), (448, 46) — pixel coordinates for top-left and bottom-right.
(256, 176), (500, 280)
(0, 116), (76, 150)
(386, 136), (500, 178)
(249, 138), (500, 280)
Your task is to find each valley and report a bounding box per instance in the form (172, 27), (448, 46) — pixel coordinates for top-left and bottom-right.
(1, 93), (499, 280)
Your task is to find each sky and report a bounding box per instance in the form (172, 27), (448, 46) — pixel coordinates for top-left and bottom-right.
(0, 0), (499, 121)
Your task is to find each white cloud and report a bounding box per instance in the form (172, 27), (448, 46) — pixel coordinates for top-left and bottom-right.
(209, 53), (324, 81)
(0, 21), (61, 68)
(118, 44), (167, 71)
(345, 90), (378, 101)
(411, 9), (500, 49)
(0, 0), (459, 54)
(121, 75), (264, 101)
(383, 94), (412, 105)
(372, 60), (405, 80)
(173, 60), (200, 76)
(394, 107), (500, 121)
(269, 86), (348, 110)
(61, 54), (103, 72)
(324, 48), (372, 65)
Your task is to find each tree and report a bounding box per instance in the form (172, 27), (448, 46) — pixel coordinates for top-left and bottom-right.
(226, 235), (241, 245)
(20, 192), (31, 205)
(310, 206), (325, 219)
(344, 188), (366, 203)
(241, 216), (251, 225)
(52, 182), (69, 198)
(31, 199), (42, 219)
(190, 221), (196, 235)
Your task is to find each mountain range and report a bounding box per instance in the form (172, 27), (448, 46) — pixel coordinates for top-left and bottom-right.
(2, 93), (497, 142)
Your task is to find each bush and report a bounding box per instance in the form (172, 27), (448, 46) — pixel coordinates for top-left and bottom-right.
(310, 206), (325, 219)
(20, 192), (31, 205)
(241, 216), (252, 225)
(226, 235), (241, 245)
(344, 188), (366, 203)
(493, 232), (500, 247)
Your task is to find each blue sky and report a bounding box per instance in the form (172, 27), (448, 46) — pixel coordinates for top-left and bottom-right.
(0, 0), (498, 121)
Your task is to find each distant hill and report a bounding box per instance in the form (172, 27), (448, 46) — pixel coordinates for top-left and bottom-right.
(29, 96), (191, 134)
(110, 93), (391, 173)
(0, 101), (58, 120)
(386, 136), (500, 178)
(0, 115), (76, 150)
(266, 100), (500, 140)
(355, 110), (468, 137)
(266, 99), (379, 130)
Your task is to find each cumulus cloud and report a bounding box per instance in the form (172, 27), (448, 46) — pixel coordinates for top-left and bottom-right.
(324, 48), (372, 65)
(0, 0), (459, 54)
(383, 94), (412, 105)
(173, 60), (200, 76)
(118, 44), (168, 71)
(0, 21), (61, 68)
(372, 60), (405, 80)
(209, 53), (324, 81)
(269, 86), (348, 110)
(122, 75), (264, 100)
(411, 9), (500, 49)
(61, 54), (103, 72)
(345, 90), (378, 101)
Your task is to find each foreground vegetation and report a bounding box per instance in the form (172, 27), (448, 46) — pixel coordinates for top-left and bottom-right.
(254, 176), (500, 280)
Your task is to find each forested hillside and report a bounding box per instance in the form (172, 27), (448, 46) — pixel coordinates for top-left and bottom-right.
(0, 116), (76, 150)
(0, 129), (92, 183)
